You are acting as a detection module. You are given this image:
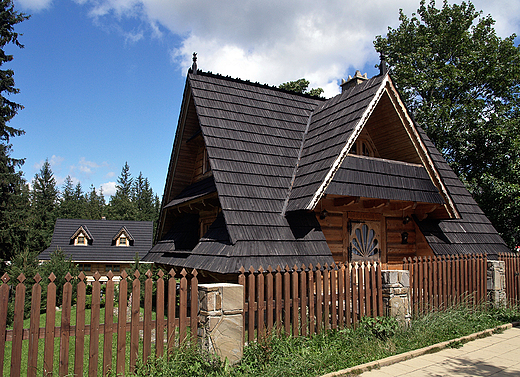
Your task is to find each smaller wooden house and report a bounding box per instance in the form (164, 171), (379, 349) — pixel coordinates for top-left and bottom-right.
(144, 58), (509, 279)
(40, 218), (153, 279)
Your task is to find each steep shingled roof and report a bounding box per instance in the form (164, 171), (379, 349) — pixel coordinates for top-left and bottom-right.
(144, 70), (509, 273)
(40, 219), (153, 263)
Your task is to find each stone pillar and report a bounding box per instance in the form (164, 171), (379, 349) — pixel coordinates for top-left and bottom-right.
(381, 270), (411, 325)
(198, 283), (244, 364)
(487, 260), (506, 307)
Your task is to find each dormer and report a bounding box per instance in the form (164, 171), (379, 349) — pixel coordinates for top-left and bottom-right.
(70, 226), (93, 246)
(112, 227), (134, 247)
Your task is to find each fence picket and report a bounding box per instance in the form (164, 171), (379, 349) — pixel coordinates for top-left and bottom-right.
(59, 273), (73, 376)
(27, 274), (42, 377)
(129, 271), (140, 373)
(156, 270), (165, 358)
(11, 274), (26, 377)
(43, 273), (57, 377)
(103, 271), (115, 376)
(143, 270), (153, 364)
(89, 272), (101, 377)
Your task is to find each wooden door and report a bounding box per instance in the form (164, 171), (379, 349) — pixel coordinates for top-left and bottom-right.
(349, 220), (381, 262)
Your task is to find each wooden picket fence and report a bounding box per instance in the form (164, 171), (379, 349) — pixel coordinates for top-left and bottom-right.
(1, 268), (199, 377)
(499, 253), (520, 304)
(403, 255), (488, 313)
(238, 262), (383, 343)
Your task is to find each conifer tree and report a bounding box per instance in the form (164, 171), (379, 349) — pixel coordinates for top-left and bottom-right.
(30, 159), (59, 252)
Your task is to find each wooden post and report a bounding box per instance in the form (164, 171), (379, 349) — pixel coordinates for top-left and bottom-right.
(167, 269), (176, 353)
(103, 271), (115, 376)
(89, 271), (101, 377)
(75, 272), (87, 377)
(129, 270), (141, 373)
(143, 270), (153, 364)
(156, 270), (165, 358)
(10, 273), (26, 377)
(43, 273), (56, 377)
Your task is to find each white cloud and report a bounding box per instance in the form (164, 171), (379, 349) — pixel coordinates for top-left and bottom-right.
(100, 181), (117, 196)
(15, 0), (53, 11)
(23, 0), (520, 96)
(33, 155), (64, 172)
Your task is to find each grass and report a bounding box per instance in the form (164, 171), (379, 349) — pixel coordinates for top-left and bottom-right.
(131, 303), (520, 377)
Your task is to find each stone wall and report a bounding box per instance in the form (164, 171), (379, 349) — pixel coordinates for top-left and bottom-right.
(487, 260), (506, 307)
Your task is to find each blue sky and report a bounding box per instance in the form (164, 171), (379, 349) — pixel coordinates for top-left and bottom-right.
(6, 0), (520, 199)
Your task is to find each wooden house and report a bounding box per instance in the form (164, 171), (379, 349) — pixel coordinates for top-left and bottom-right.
(143, 58), (509, 278)
(40, 218), (153, 279)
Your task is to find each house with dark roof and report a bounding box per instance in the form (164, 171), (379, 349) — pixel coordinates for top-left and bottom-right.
(143, 56), (510, 279)
(40, 218), (153, 279)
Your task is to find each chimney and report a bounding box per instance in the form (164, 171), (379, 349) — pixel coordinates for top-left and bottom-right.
(340, 70), (368, 92)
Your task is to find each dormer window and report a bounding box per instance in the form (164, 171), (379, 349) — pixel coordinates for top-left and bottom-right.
(71, 226), (93, 246)
(113, 226), (134, 246)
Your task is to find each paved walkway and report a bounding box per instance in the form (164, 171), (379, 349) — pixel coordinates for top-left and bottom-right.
(360, 326), (520, 376)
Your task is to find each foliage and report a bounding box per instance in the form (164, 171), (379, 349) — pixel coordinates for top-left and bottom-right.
(0, 0), (29, 271)
(374, 0), (520, 248)
(0, 0), (29, 144)
(38, 247), (79, 308)
(279, 78), (324, 97)
(29, 159), (59, 253)
(358, 316), (399, 340)
(0, 144), (29, 272)
(132, 344), (225, 377)
(130, 303), (520, 377)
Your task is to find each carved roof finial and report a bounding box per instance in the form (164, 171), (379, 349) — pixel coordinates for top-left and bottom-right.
(192, 52), (198, 74)
(379, 53), (388, 76)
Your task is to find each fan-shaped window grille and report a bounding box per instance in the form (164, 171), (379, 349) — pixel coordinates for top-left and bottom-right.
(350, 223), (380, 261)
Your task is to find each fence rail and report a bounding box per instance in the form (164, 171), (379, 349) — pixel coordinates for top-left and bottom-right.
(0, 268), (199, 377)
(238, 262), (383, 343)
(403, 254), (487, 313)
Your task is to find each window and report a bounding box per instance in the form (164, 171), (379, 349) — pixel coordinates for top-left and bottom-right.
(75, 234), (87, 245)
(202, 147), (211, 174)
(79, 264), (91, 272)
(117, 235), (128, 246)
(353, 139), (374, 157)
(106, 264), (120, 272)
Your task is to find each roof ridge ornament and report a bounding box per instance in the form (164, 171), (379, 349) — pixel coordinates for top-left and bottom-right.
(341, 70), (368, 92)
(379, 53), (388, 76)
(192, 52), (197, 74)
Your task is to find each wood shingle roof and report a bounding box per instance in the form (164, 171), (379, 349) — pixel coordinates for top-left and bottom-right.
(144, 69), (510, 273)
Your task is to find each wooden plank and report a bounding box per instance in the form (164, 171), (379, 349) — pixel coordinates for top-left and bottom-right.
(89, 272), (101, 377)
(10, 274), (26, 377)
(315, 266), (323, 333)
(275, 266), (282, 334)
(300, 266), (307, 337)
(284, 266), (291, 335)
(43, 273), (57, 377)
(238, 267), (246, 344)
(143, 271), (153, 364)
(103, 272), (115, 376)
(59, 274), (73, 376)
(308, 264), (315, 335)
(364, 263), (371, 317)
(116, 271), (128, 375)
(358, 263), (365, 319)
(330, 267), (337, 330)
(167, 269), (176, 353)
(129, 271), (140, 373)
(27, 274), (42, 377)
(338, 264), (345, 329)
(351, 264), (358, 326)
(190, 270), (199, 341)
(248, 267), (255, 342)
(179, 269), (188, 344)
(0, 274), (10, 377)
(75, 273), (87, 377)
(345, 264), (352, 327)
(257, 268), (265, 339)
(155, 271), (165, 358)
(292, 265), (299, 337)
(266, 267), (274, 334)
(323, 265), (330, 331)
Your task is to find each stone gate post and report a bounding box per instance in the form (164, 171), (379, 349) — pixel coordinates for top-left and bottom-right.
(381, 270), (411, 325)
(198, 283), (244, 364)
(487, 260), (506, 307)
